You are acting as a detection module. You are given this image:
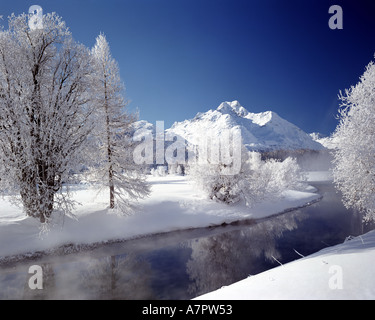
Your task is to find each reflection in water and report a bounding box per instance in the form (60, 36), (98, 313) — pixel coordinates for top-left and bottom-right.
(23, 263), (56, 300)
(0, 263), (58, 300)
(0, 182), (370, 300)
(0, 210), (308, 300)
(0, 254), (156, 300)
(79, 253), (155, 299)
(186, 210), (307, 296)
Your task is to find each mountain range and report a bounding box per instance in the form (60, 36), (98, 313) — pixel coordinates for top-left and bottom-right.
(134, 101), (324, 152)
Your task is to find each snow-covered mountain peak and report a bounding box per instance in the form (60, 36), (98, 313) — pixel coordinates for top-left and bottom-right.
(216, 101), (283, 127)
(217, 100), (249, 118)
(133, 101), (324, 152)
(248, 110), (275, 126)
(167, 101), (324, 151)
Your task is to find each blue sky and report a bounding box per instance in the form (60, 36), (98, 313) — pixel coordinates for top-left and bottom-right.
(2, 0), (375, 135)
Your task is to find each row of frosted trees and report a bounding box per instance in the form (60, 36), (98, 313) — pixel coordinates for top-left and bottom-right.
(0, 13), (149, 224)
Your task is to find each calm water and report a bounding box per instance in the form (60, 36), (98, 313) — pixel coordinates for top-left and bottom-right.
(0, 181), (371, 300)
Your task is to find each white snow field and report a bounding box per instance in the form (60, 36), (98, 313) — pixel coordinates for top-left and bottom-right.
(195, 229), (375, 300)
(0, 175), (320, 260)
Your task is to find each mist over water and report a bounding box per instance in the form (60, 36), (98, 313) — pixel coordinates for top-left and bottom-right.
(297, 150), (333, 171)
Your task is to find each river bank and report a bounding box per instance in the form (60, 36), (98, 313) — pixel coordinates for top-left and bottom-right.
(195, 229), (375, 299)
(0, 175), (320, 263)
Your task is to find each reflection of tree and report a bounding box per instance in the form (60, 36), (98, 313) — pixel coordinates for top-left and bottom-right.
(0, 272), (28, 300)
(80, 253), (155, 299)
(187, 210), (306, 296)
(23, 263), (56, 300)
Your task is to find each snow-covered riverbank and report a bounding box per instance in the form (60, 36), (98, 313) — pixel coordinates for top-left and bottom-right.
(195, 229), (375, 300)
(0, 175), (320, 262)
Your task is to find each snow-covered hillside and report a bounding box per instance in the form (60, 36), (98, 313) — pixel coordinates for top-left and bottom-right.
(310, 132), (337, 150)
(166, 101), (323, 152)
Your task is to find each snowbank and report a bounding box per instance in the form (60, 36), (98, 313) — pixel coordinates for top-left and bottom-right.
(195, 229), (375, 300)
(0, 176), (320, 261)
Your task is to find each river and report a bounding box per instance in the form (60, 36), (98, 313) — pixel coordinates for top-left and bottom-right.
(0, 181), (371, 300)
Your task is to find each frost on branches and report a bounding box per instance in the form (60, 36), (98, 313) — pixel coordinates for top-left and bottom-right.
(332, 58), (375, 223)
(0, 14), (149, 224)
(0, 13), (96, 223)
(189, 143), (305, 207)
(90, 34), (150, 214)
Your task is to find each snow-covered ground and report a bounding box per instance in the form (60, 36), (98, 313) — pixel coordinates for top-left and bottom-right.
(0, 175), (320, 261)
(195, 230), (375, 300)
(4, 170), (371, 300)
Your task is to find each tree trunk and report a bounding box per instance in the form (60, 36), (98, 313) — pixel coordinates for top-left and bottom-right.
(39, 191), (54, 223)
(106, 109), (114, 209)
(111, 255), (116, 299)
(109, 162), (115, 209)
(104, 80), (115, 209)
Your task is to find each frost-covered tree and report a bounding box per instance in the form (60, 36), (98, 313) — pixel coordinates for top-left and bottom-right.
(189, 146), (305, 207)
(0, 13), (96, 223)
(332, 57), (375, 223)
(91, 34), (149, 213)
